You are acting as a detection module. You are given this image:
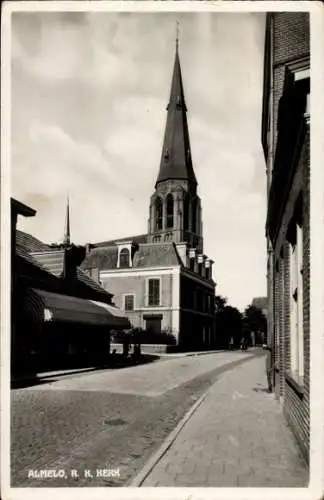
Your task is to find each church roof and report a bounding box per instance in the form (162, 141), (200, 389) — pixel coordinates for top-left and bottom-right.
(81, 242), (182, 271)
(155, 44), (197, 187)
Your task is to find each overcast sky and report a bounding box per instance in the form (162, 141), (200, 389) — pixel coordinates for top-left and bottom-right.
(11, 11), (267, 311)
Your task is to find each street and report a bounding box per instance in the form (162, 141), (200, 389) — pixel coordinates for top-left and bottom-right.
(11, 351), (258, 487)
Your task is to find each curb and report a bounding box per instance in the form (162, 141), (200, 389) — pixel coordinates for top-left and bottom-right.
(128, 352), (260, 487)
(128, 382), (213, 487)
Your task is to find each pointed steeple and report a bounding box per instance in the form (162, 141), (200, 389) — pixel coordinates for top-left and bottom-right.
(155, 34), (197, 187)
(63, 196), (71, 246)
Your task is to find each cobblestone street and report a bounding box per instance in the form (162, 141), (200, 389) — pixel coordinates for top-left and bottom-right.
(137, 355), (308, 487)
(11, 350), (257, 487)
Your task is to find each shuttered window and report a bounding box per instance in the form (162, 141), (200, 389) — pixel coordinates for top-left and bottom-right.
(148, 279), (160, 306)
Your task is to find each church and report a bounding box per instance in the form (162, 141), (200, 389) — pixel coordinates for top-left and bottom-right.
(82, 40), (216, 351)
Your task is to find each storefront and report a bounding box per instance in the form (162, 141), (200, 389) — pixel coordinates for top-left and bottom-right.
(16, 288), (131, 372)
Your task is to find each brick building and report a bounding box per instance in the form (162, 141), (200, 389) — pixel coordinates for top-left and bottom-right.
(82, 41), (216, 351)
(261, 13), (310, 460)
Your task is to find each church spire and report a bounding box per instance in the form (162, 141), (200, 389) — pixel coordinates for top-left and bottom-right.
(176, 20), (179, 52)
(63, 196), (70, 246)
(155, 32), (197, 187)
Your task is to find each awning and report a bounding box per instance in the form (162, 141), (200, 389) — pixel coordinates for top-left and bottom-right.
(24, 288), (131, 329)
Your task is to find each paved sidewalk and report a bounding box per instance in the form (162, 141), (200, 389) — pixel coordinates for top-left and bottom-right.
(138, 355), (308, 487)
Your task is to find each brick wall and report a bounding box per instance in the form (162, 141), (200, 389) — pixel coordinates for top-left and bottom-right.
(272, 13), (310, 163)
(274, 130), (310, 461)
(302, 129), (310, 452)
(265, 12), (310, 461)
(273, 13), (310, 66)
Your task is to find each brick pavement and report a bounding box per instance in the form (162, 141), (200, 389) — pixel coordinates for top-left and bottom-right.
(10, 351), (257, 487)
(139, 355), (309, 487)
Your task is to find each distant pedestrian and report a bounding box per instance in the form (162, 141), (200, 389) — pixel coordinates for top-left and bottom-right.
(263, 344), (273, 393)
(229, 337), (234, 350)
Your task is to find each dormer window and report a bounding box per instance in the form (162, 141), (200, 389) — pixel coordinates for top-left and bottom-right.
(119, 248), (130, 268)
(164, 148), (170, 161)
(176, 96), (181, 109)
(116, 241), (133, 268)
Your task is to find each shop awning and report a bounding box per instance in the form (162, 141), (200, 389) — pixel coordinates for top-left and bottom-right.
(24, 288), (131, 329)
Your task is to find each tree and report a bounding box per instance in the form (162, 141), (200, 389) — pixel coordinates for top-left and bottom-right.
(243, 305), (267, 346)
(214, 295), (227, 313)
(215, 297), (243, 349)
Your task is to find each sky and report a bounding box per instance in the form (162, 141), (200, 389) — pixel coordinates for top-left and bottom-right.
(11, 10), (267, 311)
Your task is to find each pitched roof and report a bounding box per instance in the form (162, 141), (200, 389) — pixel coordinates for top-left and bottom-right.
(16, 230), (51, 252)
(81, 242), (181, 271)
(16, 244), (52, 272)
(17, 230), (112, 300)
(30, 249), (113, 298)
(155, 45), (197, 187)
(31, 250), (65, 277)
(92, 233), (148, 248)
(81, 246), (118, 270)
(133, 243), (181, 268)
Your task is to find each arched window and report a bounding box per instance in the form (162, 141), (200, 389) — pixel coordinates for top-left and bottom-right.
(192, 198), (197, 233)
(119, 248), (130, 268)
(155, 197), (163, 230)
(166, 193), (174, 229)
(183, 194), (189, 231)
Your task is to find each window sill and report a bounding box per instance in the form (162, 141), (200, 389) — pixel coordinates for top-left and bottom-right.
(285, 371), (304, 399)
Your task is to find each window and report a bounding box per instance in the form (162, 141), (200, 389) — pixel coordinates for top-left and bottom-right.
(148, 279), (160, 306)
(288, 210), (304, 383)
(155, 197), (163, 231)
(166, 194), (174, 229)
(124, 294), (135, 311)
(183, 194), (189, 231)
(119, 248), (130, 268)
(192, 198), (197, 233)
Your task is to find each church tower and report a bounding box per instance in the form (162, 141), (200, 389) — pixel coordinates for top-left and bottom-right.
(148, 37), (203, 253)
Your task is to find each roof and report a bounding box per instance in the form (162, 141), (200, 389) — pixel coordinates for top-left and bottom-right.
(31, 250), (65, 277)
(30, 249), (113, 298)
(15, 244), (61, 293)
(16, 230), (51, 252)
(81, 242), (182, 271)
(92, 233), (148, 248)
(17, 230), (112, 300)
(155, 45), (197, 187)
(29, 288), (130, 329)
(11, 198), (36, 217)
(16, 244), (54, 273)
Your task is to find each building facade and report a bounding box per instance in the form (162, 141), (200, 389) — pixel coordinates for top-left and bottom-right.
(11, 198), (130, 375)
(262, 13), (310, 460)
(82, 42), (216, 350)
